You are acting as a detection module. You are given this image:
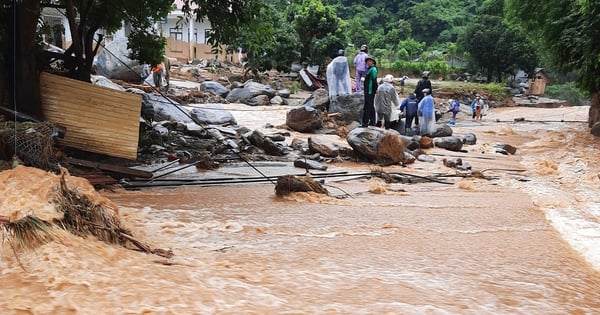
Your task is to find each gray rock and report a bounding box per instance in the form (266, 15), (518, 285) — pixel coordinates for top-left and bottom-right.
(270, 95), (284, 105)
(91, 75), (126, 91)
(249, 95), (270, 106)
(403, 151), (416, 164)
(278, 88), (292, 98)
(494, 143), (517, 155)
(460, 133), (478, 145)
(93, 39), (142, 82)
(142, 93), (193, 123)
(294, 159), (328, 171)
(417, 154), (436, 163)
(190, 104), (237, 126)
(433, 136), (464, 151)
(290, 138), (308, 151)
(328, 93), (364, 125)
(244, 81), (277, 98)
(200, 81), (230, 97)
(302, 88), (330, 111)
(226, 87), (255, 104)
(262, 137), (288, 156)
(308, 136), (340, 157)
(430, 124), (453, 138)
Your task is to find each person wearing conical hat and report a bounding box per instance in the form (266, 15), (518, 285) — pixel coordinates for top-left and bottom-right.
(361, 55), (378, 127)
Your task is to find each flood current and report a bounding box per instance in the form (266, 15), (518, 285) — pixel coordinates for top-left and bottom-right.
(1, 105), (600, 314)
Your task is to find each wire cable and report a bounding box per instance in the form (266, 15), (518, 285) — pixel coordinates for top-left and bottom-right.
(91, 38), (276, 184)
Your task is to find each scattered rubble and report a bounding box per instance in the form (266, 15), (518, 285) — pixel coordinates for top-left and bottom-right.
(0, 60), (525, 189)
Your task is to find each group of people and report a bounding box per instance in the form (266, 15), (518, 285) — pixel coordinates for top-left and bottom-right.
(326, 46), (487, 135)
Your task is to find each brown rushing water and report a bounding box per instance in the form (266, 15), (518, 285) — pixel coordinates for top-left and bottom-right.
(2, 105), (600, 314)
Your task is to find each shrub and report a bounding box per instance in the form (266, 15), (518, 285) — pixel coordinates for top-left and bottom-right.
(544, 83), (589, 106)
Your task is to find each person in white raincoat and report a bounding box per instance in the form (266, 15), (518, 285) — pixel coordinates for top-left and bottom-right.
(326, 49), (352, 102)
(374, 74), (400, 129)
(417, 88), (436, 135)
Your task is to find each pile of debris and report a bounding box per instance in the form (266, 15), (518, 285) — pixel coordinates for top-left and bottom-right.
(0, 165), (171, 258)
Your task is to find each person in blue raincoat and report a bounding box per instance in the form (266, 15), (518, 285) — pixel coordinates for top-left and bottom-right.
(400, 93), (419, 135)
(446, 99), (460, 125)
(417, 88), (436, 135)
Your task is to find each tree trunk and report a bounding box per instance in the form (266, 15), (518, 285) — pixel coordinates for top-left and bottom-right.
(7, 0), (43, 119)
(588, 91), (600, 128)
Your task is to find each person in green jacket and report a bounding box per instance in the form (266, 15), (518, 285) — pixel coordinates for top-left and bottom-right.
(361, 56), (378, 127)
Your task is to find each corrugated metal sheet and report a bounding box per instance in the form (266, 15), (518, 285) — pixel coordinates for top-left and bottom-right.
(40, 72), (142, 160)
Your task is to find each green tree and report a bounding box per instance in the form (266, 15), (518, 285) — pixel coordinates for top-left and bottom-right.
(506, 0), (600, 127)
(460, 0), (536, 82)
(234, 3), (301, 74)
(410, 0), (467, 44)
(0, 0), (267, 119)
(286, 0), (344, 66)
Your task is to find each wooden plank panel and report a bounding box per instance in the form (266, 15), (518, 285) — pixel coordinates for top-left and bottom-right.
(40, 72), (142, 160)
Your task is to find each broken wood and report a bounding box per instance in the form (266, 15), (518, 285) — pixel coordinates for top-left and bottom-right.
(67, 157), (153, 179)
(78, 173), (119, 186)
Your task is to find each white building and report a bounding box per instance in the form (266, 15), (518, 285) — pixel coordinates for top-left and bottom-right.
(41, 1), (239, 64)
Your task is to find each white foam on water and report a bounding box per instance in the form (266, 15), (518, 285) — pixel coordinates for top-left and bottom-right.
(544, 205), (600, 271)
(517, 156), (600, 272)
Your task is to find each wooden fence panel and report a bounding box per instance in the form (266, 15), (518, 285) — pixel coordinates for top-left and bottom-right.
(40, 72), (141, 160)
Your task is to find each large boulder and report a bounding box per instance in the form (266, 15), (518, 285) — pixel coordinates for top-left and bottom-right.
(302, 88), (330, 111)
(190, 104), (237, 126)
(286, 106), (323, 132)
(94, 39), (141, 82)
(142, 93), (193, 123)
(308, 136), (340, 157)
(430, 124), (453, 138)
(433, 136), (464, 151)
(245, 81), (277, 98)
(226, 88), (255, 104)
(346, 127), (406, 165)
(200, 81), (230, 98)
(245, 130), (288, 156)
(328, 93), (364, 125)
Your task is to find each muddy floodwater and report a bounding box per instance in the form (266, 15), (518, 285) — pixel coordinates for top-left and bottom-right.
(2, 105), (600, 314)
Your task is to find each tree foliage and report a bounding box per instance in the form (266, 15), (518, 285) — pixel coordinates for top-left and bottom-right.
(287, 0), (344, 66)
(506, 0), (600, 126)
(506, 0), (600, 93)
(234, 2), (301, 73)
(0, 0), (273, 117)
(459, 0), (536, 82)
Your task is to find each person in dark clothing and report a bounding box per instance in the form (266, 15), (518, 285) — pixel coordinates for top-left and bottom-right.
(414, 71), (432, 103)
(400, 93), (419, 135)
(361, 56), (378, 127)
